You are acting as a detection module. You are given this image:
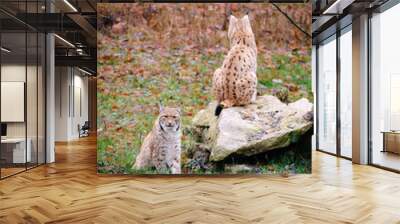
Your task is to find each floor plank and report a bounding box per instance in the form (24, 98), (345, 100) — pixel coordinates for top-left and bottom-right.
(0, 136), (399, 224)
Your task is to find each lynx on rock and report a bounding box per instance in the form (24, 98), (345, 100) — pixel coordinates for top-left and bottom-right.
(212, 14), (258, 116)
(133, 106), (182, 174)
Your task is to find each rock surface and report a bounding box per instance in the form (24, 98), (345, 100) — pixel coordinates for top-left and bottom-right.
(191, 95), (313, 162)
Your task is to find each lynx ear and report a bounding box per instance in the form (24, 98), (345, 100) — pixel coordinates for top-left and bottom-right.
(229, 15), (238, 26)
(228, 15), (238, 39)
(241, 15), (252, 32)
(229, 14), (237, 23)
(242, 15), (250, 24)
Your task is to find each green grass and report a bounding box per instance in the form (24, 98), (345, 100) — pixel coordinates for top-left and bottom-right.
(97, 40), (312, 174)
(259, 150), (311, 174)
(257, 53), (312, 102)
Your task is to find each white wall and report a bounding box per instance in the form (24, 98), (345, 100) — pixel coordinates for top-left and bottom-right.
(55, 67), (69, 141)
(1, 82), (25, 122)
(1, 65), (26, 139)
(1, 63), (46, 164)
(1, 64), (26, 131)
(55, 67), (89, 141)
(72, 73), (89, 138)
(1, 65), (39, 138)
(1, 65), (25, 81)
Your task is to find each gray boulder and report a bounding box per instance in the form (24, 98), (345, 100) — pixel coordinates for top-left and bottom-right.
(191, 95), (313, 162)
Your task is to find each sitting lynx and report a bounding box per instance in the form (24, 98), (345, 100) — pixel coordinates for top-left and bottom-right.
(133, 106), (182, 174)
(213, 14), (257, 116)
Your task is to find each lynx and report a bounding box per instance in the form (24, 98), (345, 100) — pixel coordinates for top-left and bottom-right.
(213, 14), (257, 116)
(133, 106), (181, 174)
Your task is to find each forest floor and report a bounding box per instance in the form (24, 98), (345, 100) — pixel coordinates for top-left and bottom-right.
(97, 4), (312, 174)
(97, 34), (311, 174)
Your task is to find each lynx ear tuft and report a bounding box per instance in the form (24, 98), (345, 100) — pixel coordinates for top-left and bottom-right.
(158, 102), (164, 112)
(228, 14), (238, 39)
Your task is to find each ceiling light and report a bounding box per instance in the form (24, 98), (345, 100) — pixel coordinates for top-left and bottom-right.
(323, 0), (341, 14)
(78, 67), (93, 76)
(54, 34), (75, 48)
(1, 47), (11, 53)
(323, 0), (355, 15)
(76, 48), (85, 55)
(63, 0), (78, 12)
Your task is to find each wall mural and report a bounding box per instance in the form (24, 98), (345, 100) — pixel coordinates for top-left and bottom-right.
(97, 3), (313, 175)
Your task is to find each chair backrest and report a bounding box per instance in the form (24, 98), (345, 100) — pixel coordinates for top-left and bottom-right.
(82, 121), (90, 129)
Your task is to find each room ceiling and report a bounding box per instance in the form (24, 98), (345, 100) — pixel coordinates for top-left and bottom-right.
(0, 0), (97, 74)
(6, 0), (393, 73)
(312, 0), (390, 44)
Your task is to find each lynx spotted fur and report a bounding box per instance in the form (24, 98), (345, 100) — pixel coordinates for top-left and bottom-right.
(213, 14), (257, 115)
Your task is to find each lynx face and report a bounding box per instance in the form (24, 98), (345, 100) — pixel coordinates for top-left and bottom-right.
(159, 107), (181, 132)
(228, 15), (254, 45)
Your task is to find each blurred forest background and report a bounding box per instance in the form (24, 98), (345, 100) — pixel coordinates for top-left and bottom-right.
(97, 3), (312, 174)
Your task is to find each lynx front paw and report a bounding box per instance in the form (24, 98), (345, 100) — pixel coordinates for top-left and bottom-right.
(169, 161), (181, 174)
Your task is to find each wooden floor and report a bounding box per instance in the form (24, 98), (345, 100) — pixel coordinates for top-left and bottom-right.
(1, 167), (26, 178)
(373, 150), (400, 171)
(0, 136), (400, 224)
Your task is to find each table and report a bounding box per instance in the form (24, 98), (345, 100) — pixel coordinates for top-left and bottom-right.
(1, 138), (31, 163)
(382, 131), (400, 154)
